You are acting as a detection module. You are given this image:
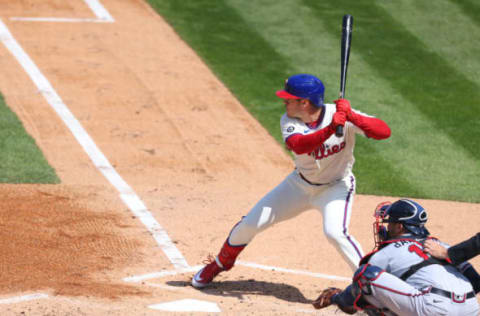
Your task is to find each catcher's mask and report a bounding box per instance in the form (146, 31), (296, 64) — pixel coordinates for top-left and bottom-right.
(373, 199), (429, 248)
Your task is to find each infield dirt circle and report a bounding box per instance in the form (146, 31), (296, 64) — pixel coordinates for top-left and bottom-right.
(0, 1), (478, 315)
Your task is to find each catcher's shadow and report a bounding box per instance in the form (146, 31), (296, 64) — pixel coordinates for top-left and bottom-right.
(167, 279), (313, 304)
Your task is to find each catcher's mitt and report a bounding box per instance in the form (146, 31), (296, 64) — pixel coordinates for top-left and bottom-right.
(313, 287), (356, 314)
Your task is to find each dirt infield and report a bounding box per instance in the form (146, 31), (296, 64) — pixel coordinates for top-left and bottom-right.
(0, 0), (478, 315)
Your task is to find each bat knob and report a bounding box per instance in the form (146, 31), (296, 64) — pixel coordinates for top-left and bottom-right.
(335, 125), (344, 137)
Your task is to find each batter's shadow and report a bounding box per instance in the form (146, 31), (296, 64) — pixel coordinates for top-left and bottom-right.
(167, 279), (313, 304)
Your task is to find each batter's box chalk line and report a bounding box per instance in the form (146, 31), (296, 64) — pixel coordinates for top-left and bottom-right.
(0, 293), (49, 305)
(10, 0), (114, 23)
(123, 261), (350, 283)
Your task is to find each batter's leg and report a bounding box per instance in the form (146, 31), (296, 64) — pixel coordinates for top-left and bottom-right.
(314, 174), (363, 271)
(192, 172), (310, 288)
(228, 171), (310, 246)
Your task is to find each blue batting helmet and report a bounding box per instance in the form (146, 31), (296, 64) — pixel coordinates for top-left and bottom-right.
(276, 74), (325, 107)
(382, 199), (429, 237)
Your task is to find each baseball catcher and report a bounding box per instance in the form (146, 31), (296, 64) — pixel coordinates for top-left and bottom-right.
(313, 199), (480, 315)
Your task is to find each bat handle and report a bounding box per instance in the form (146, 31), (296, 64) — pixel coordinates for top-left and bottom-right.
(335, 125), (344, 137)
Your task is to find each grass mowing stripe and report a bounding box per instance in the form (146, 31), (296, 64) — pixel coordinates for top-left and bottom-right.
(303, 0), (480, 159)
(224, 0), (423, 197)
(378, 0), (480, 88)
(227, 0), (479, 201)
(448, 0), (480, 27)
(146, 0), (295, 144)
(353, 140), (424, 197)
(224, 0), (340, 103)
(370, 0), (480, 201)
(147, 0), (479, 201)
(0, 94), (59, 183)
(302, 0), (480, 202)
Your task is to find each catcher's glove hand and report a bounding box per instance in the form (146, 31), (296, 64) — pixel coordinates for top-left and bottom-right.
(313, 287), (356, 314)
(313, 287), (342, 309)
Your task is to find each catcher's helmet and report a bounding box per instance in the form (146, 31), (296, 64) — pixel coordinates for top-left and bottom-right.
(276, 74), (325, 107)
(382, 199), (429, 237)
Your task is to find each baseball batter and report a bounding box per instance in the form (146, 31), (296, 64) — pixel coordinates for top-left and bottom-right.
(192, 73), (391, 288)
(313, 199), (480, 316)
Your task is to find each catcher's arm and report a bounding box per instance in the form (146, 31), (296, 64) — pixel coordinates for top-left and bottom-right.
(313, 286), (357, 314)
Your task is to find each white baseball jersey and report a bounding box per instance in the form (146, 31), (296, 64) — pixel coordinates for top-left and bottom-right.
(281, 103), (368, 184)
(360, 236), (479, 315)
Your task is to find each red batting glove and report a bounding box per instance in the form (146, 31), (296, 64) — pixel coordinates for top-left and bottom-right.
(330, 111), (347, 129)
(334, 99), (352, 119)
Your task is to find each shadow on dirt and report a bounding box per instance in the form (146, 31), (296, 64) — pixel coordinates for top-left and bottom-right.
(167, 280), (313, 304)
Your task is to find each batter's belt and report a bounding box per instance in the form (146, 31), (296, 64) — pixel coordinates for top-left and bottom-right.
(429, 287), (475, 303)
(299, 172), (329, 186)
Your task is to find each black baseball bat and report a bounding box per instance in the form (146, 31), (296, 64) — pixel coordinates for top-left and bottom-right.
(336, 14), (353, 137)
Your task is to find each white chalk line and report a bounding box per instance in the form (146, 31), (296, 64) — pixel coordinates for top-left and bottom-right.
(82, 0), (114, 21)
(0, 293), (49, 305)
(0, 19), (188, 269)
(11, 0), (114, 23)
(124, 261), (350, 283)
(139, 263), (348, 314)
(124, 266), (202, 283)
(10, 17), (112, 23)
(237, 261), (351, 281)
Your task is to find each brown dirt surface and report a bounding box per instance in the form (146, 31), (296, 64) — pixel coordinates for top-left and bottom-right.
(0, 0), (478, 315)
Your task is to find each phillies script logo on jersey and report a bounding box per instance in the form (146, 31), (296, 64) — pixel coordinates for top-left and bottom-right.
(310, 141), (346, 160)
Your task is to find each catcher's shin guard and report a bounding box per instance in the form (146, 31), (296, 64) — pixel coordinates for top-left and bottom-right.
(191, 240), (245, 288)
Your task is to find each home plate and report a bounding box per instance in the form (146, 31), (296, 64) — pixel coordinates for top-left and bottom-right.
(148, 299), (221, 312)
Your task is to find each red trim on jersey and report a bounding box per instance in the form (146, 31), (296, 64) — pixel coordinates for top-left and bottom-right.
(371, 282), (431, 297)
(349, 112), (391, 140)
(359, 237), (427, 265)
(285, 125), (335, 155)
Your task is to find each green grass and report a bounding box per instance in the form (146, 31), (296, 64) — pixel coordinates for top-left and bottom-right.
(0, 94), (59, 183)
(3, 1), (477, 202)
(147, 0), (480, 203)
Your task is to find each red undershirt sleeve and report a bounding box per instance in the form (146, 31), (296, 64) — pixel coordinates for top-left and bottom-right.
(285, 125), (335, 155)
(349, 112), (391, 140)
(285, 112), (390, 155)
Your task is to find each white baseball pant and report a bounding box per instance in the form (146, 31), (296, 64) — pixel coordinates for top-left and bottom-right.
(228, 170), (363, 271)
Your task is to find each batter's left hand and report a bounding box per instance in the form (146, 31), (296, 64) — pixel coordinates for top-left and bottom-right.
(334, 99), (352, 119)
(331, 111), (347, 129)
